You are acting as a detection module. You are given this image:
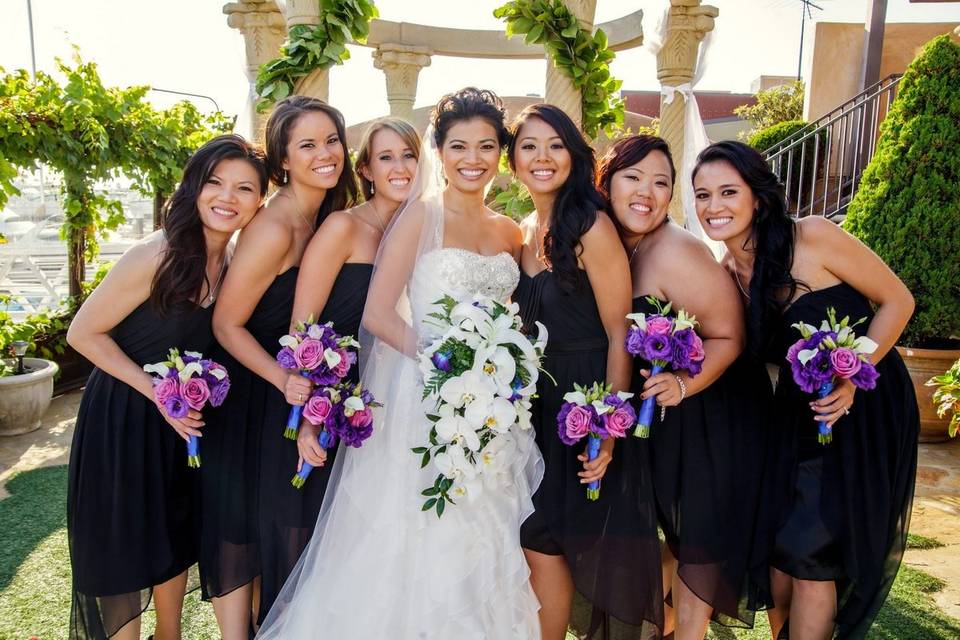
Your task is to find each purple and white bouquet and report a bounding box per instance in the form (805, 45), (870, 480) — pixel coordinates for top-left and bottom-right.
(625, 298), (705, 438)
(787, 307), (879, 444)
(291, 381), (380, 488)
(557, 382), (635, 500)
(276, 318), (359, 440)
(144, 348), (230, 468)
(413, 294), (548, 517)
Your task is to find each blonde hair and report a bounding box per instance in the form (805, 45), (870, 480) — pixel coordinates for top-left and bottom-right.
(354, 117), (421, 201)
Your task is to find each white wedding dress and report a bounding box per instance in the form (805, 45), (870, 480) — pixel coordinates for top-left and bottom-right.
(257, 246), (543, 640)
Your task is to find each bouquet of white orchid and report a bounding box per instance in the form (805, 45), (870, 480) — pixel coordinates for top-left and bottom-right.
(412, 294), (548, 517)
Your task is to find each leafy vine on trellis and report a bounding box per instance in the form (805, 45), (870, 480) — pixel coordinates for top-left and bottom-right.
(494, 0), (625, 139)
(255, 0), (379, 111)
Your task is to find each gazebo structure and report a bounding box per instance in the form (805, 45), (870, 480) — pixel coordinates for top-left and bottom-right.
(224, 0), (718, 223)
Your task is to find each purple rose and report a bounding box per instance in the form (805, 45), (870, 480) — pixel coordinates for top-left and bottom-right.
(330, 348), (352, 379)
(604, 405), (635, 438)
(851, 362), (879, 390)
(830, 347), (862, 379)
(153, 376), (180, 406)
(181, 377), (211, 410)
(209, 378), (231, 407)
(277, 346), (297, 370)
(294, 338), (326, 370)
(563, 405), (593, 443)
(625, 327), (645, 356)
(163, 395), (189, 419)
(646, 316), (673, 335)
(431, 351), (453, 373)
(643, 333), (673, 363)
(303, 393), (334, 426)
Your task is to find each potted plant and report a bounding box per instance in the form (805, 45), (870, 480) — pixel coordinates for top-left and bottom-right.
(843, 35), (960, 442)
(0, 310), (59, 436)
(927, 358), (960, 438)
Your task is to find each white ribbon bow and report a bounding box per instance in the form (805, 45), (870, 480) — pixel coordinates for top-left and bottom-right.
(660, 82), (693, 105)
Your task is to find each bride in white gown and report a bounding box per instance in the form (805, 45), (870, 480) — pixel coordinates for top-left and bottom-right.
(257, 88), (544, 640)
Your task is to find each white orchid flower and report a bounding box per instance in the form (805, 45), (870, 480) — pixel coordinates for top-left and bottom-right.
(435, 412), (482, 451)
(323, 348), (342, 368)
(143, 362), (170, 377)
(465, 396), (518, 434)
(515, 402), (532, 430)
(479, 432), (517, 478)
(449, 474), (484, 503)
(178, 361), (203, 382)
(439, 371), (495, 409)
(473, 346), (517, 396)
(278, 334), (299, 349)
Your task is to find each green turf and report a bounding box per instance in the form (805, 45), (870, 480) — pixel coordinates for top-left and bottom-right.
(2, 466), (959, 639)
(907, 533), (946, 550)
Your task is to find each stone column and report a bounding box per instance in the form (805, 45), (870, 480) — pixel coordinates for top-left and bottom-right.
(657, 0), (718, 224)
(544, 0), (598, 130)
(279, 0), (330, 101)
(224, 0), (286, 141)
(372, 44), (432, 121)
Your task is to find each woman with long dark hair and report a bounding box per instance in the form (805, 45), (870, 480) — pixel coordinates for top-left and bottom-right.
(66, 134), (266, 640)
(200, 96), (357, 638)
(598, 135), (771, 638)
(509, 105), (661, 639)
(692, 140), (918, 639)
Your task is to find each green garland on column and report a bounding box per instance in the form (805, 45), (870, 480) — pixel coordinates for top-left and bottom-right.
(494, 0), (624, 138)
(255, 0), (379, 111)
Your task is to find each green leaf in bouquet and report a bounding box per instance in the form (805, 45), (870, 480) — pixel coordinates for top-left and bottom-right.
(422, 498), (438, 511)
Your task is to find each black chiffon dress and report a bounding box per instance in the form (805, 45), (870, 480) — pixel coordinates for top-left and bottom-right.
(256, 263), (372, 625)
(515, 269), (663, 637)
(632, 296), (773, 627)
(198, 268), (298, 603)
(762, 282), (918, 637)
(68, 300), (213, 639)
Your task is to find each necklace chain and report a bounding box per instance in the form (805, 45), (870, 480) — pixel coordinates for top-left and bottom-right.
(733, 267), (751, 300)
(364, 199), (388, 235)
(208, 252), (229, 303)
(282, 187), (312, 229)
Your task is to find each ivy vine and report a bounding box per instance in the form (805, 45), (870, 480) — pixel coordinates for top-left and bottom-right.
(0, 54), (231, 297)
(494, 0), (625, 139)
(255, 0), (379, 111)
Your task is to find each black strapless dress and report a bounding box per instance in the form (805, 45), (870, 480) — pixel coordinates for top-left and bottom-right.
(68, 300), (214, 639)
(762, 282), (918, 637)
(257, 263), (372, 625)
(515, 269), (663, 637)
(197, 268), (298, 602)
(632, 296), (773, 627)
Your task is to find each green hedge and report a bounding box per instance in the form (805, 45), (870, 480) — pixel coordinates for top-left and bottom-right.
(750, 119), (825, 206)
(843, 35), (960, 347)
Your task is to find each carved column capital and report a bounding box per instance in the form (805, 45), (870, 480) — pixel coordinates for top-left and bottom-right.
(373, 44), (433, 120)
(280, 0), (322, 28)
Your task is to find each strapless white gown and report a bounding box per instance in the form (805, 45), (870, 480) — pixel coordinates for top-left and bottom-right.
(256, 248), (543, 640)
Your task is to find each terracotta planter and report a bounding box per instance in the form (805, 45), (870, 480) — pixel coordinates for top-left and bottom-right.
(897, 346), (960, 443)
(0, 358), (59, 436)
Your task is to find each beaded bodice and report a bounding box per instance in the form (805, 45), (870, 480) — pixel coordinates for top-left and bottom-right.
(410, 247), (519, 338)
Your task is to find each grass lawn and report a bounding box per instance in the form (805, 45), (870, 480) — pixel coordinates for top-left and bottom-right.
(2, 465), (959, 639)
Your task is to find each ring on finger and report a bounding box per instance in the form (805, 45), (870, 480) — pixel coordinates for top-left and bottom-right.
(298, 392), (303, 402)
(843, 406), (850, 416)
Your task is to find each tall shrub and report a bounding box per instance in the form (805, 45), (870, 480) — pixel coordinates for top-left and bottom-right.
(844, 35), (960, 347)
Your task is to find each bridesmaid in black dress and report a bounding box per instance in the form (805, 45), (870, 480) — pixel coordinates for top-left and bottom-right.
(257, 117), (420, 622)
(692, 140), (918, 639)
(66, 135), (266, 640)
(204, 97), (357, 638)
(597, 135), (771, 638)
(509, 104), (663, 639)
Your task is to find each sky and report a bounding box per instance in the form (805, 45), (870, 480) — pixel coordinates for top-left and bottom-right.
(1, 0), (958, 126)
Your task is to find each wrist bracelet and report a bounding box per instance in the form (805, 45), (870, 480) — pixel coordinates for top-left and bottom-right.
(675, 375), (687, 402)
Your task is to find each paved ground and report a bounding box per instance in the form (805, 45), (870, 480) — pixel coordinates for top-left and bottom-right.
(2, 390), (960, 619)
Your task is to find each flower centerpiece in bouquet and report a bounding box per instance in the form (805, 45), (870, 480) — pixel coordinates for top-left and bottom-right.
(557, 382), (635, 500)
(625, 297), (705, 437)
(413, 295), (548, 517)
(787, 307), (879, 444)
(144, 348), (230, 467)
(276, 318), (359, 440)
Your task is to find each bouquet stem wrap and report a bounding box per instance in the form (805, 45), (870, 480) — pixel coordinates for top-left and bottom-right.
(817, 381), (835, 444)
(635, 363), (664, 438)
(586, 435), (601, 501)
(187, 435), (201, 468)
(284, 371), (310, 440)
(291, 430), (336, 489)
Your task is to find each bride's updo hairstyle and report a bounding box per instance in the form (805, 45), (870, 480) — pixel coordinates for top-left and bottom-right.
(692, 140), (801, 356)
(509, 103), (605, 293)
(430, 87), (510, 149)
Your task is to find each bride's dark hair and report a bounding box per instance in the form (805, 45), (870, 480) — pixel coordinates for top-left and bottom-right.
(692, 140), (804, 355)
(431, 87), (510, 148)
(151, 134), (267, 314)
(508, 103), (604, 292)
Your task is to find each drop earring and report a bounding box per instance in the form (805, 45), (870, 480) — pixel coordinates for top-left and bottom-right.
(283, 170), (288, 185)
(370, 182), (375, 195)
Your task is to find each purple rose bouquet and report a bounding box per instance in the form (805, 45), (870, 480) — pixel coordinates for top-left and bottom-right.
(557, 382), (635, 500)
(625, 297), (705, 438)
(276, 318), (359, 440)
(291, 382), (380, 488)
(787, 307), (880, 444)
(144, 348), (230, 467)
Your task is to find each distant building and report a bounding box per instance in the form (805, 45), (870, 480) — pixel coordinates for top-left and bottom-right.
(620, 89), (758, 142)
